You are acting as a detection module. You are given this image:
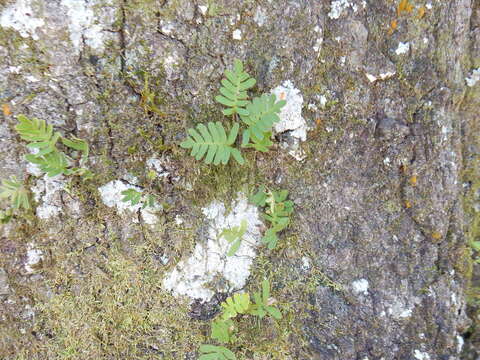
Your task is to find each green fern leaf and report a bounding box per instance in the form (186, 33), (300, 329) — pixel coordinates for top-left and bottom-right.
(120, 189), (142, 206)
(211, 319), (234, 343)
(220, 219), (247, 256)
(241, 131), (274, 153)
(0, 176), (30, 210)
(221, 293), (251, 320)
(251, 187), (293, 250)
(15, 115), (62, 156)
(180, 122), (244, 165)
(250, 185), (267, 207)
(240, 94), (286, 141)
(199, 344), (236, 360)
(249, 279), (282, 320)
(62, 137), (89, 165)
(25, 152), (70, 177)
(215, 59), (256, 116)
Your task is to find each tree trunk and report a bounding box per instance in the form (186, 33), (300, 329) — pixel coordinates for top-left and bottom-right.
(0, 0), (479, 359)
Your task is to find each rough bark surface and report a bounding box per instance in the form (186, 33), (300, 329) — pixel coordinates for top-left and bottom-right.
(0, 0), (479, 359)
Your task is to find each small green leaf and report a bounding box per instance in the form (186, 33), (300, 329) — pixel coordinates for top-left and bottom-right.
(266, 305), (282, 320)
(199, 344), (236, 360)
(216, 60), (255, 116)
(180, 122), (242, 165)
(0, 176), (30, 210)
(211, 319), (233, 343)
(120, 188), (142, 206)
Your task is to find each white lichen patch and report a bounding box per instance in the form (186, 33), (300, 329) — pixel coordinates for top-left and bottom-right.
(160, 21), (175, 35)
(395, 42), (410, 55)
(146, 157), (169, 178)
(271, 81), (309, 161)
(98, 180), (161, 225)
(414, 350), (431, 360)
(365, 71), (396, 83)
(163, 51), (181, 81)
(388, 300), (414, 319)
(466, 68), (480, 87)
(272, 81), (308, 141)
(328, 0), (357, 19)
(61, 0), (105, 53)
(351, 279), (369, 295)
(198, 5), (208, 15)
(232, 29), (242, 40)
(0, 0), (45, 40)
(31, 175), (66, 219)
(25, 245), (43, 273)
(456, 335), (464, 353)
(254, 7), (267, 27)
(163, 194), (263, 302)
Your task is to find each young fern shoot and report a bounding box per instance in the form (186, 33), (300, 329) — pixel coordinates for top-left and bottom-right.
(180, 59), (286, 165)
(15, 115), (92, 179)
(180, 122), (244, 165)
(219, 219), (247, 256)
(251, 186), (294, 249)
(215, 59), (256, 116)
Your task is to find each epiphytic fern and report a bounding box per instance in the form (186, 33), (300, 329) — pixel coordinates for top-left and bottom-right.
(15, 115), (61, 157)
(249, 279), (282, 320)
(0, 176), (30, 210)
(199, 345), (236, 360)
(220, 293), (251, 321)
(25, 151), (70, 178)
(251, 186), (293, 249)
(15, 115), (92, 179)
(240, 94), (285, 147)
(220, 219), (247, 256)
(180, 122), (244, 165)
(215, 59), (256, 116)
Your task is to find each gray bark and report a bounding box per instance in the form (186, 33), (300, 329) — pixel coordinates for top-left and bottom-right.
(0, 0), (479, 359)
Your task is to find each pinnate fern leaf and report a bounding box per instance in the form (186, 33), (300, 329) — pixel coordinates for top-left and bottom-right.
(15, 115), (62, 156)
(180, 122), (244, 165)
(221, 293), (251, 320)
(215, 59), (256, 116)
(0, 176), (30, 210)
(240, 93), (286, 144)
(25, 152), (70, 177)
(199, 344), (236, 360)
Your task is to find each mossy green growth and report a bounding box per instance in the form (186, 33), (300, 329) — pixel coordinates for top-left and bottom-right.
(33, 241), (204, 359)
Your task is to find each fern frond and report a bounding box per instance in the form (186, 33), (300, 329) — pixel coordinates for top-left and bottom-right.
(241, 131), (274, 153)
(0, 176), (30, 210)
(180, 122), (244, 165)
(15, 115), (62, 156)
(25, 152), (70, 177)
(251, 187), (293, 250)
(121, 189), (142, 206)
(240, 94), (286, 141)
(62, 137), (89, 165)
(215, 59), (256, 116)
(199, 344), (236, 360)
(211, 319), (235, 344)
(249, 279), (282, 320)
(220, 219), (247, 256)
(221, 293), (251, 320)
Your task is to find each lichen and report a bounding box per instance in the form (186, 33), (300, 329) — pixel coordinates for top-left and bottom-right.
(163, 193), (263, 302)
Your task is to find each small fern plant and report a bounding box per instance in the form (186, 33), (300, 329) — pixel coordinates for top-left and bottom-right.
(15, 115), (92, 179)
(201, 279), (281, 358)
(180, 59), (286, 165)
(0, 176), (30, 223)
(251, 186), (294, 249)
(219, 219), (247, 256)
(120, 188), (157, 209)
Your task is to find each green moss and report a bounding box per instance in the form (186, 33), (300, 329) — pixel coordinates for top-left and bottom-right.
(32, 239), (204, 360)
